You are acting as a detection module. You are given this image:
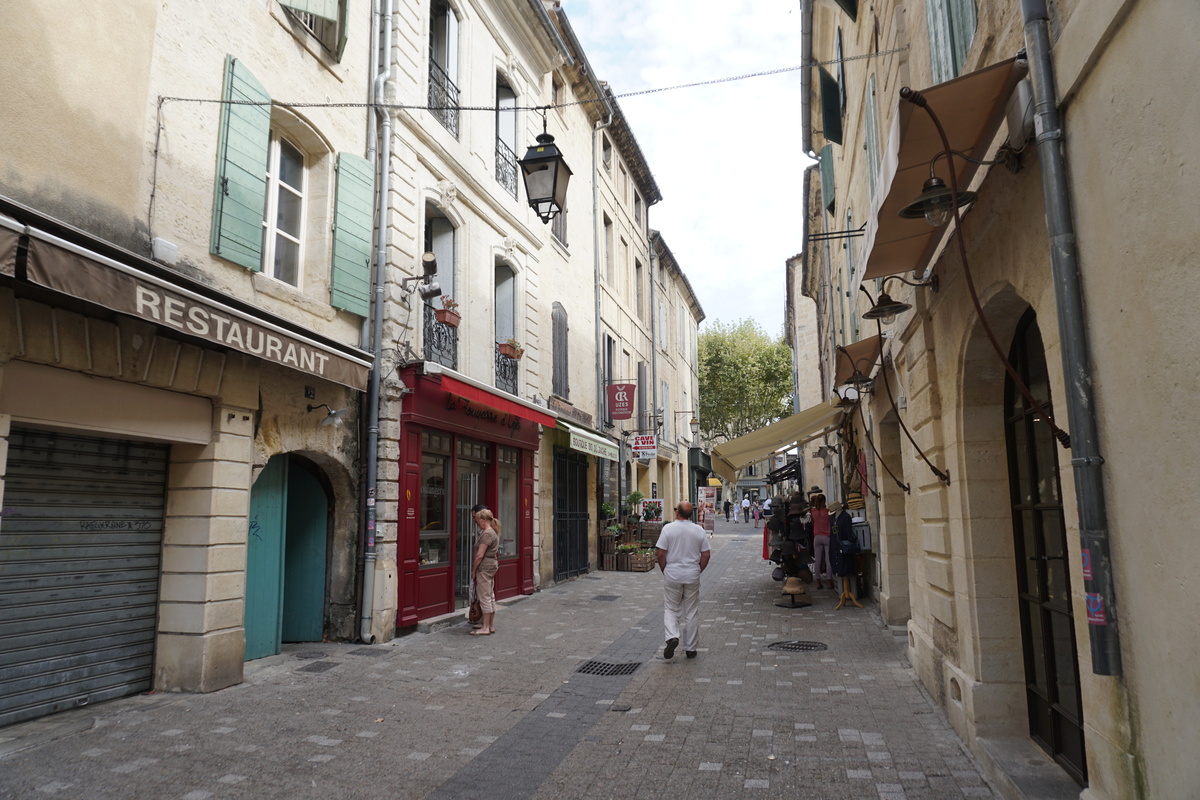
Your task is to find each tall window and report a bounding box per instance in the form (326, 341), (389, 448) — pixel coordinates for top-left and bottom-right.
(495, 79), (517, 197)
(429, 0), (460, 136)
(865, 74), (881, 199)
(552, 302), (569, 399)
(601, 135), (612, 172)
(262, 132), (306, 287)
(927, 0), (977, 83)
(603, 215), (614, 283)
(425, 206), (455, 301)
(551, 204), (568, 246)
(634, 192), (643, 229)
(661, 382), (671, 440)
(635, 259), (645, 320)
(494, 264), (515, 342)
(845, 209), (859, 341)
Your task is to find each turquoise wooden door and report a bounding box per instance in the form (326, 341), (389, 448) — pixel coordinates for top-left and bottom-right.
(245, 456), (287, 661)
(282, 461), (328, 642)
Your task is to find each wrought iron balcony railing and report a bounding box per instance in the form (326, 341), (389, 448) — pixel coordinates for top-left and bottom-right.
(495, 343), (518, 395)
(423, 304), (458, 370)
(495, 138), (518, 198)
(428, 59), (460, 138)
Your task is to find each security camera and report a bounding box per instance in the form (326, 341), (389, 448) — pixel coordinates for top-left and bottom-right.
(418, 281), (443, 301)
(421, 252), (437, 277)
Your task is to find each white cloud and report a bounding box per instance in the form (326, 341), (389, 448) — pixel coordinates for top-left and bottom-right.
(564, 0), (815, 336)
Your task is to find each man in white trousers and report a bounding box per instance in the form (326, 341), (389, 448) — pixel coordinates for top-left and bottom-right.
(656, 500), (711, 659)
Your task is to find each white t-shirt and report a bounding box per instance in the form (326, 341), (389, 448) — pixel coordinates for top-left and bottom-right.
(656, 519), (711, 584)
(741, 498), (750, 509)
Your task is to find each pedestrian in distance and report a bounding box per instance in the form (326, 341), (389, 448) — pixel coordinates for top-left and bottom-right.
(656, 500), (711, 660)
(752, 499), (762, 529)
(470, 508), (500, 634)
(723, 499), (732, 521)
(810, 493), (834, 589)
(741, 495), (751, 525)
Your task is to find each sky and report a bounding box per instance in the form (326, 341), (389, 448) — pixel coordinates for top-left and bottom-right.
(561, 0), (813, 338)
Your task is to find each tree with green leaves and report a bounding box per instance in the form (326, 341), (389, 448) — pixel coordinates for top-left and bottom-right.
(698, 320), (793, 446)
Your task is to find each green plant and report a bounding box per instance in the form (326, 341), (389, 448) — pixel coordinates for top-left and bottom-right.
(605, 524), (621, 534)
(440, 296), (459, 311)
(624, 491), (644, 515)
(643, 506), (658, 521)
(600, 501), (617, 519)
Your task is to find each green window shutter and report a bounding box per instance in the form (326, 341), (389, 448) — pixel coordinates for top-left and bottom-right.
(279, 0), (338, 22)
(831, 0), (858, 21)
(926, 0), (955, 83)
(819, 144), (836, 214)
(336, 0), (349, 61)
(330, 152), (374, 317)
(819, 67), (843, 145)
(949, 0), (977, 76)
(210, 55), (270, 271)
(864, 73), (880, 198)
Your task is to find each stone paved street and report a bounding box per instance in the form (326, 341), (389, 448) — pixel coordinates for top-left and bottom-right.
(0, 521), (997, 799)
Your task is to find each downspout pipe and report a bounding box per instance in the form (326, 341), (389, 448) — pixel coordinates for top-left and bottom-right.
(361, 0), (394, 645)
(593, 109), (613, 511)
(800, 0), (815, 158)
(1021, 0), (1121, 676)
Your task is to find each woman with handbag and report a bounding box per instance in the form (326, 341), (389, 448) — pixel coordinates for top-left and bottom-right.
(470, 508), (501, 635)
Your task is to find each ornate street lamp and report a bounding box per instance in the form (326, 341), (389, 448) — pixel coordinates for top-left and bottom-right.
(518, 117), (572, 224)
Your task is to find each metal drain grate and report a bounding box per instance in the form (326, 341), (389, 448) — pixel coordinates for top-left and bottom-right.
(297, 660), (341, 673)
(576, 660), (642, 677)
(592, 595), (621, 602)
(767, 640), (829, 652)
(346, 647), (390, 657)
(294, 651), (328, 660)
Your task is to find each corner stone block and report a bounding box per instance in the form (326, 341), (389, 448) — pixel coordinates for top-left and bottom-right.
(155, 629), (244, 693)
(166, 487), (249, 519)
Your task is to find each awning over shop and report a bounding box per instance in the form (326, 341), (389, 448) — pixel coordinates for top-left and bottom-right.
(436, 369), (558, 429)
(710, 400), (845, 482)
(0, 216), (19, 277)
(560, 420), (618, 461)
(857, 57), (1026, 283)
(835, 335), (883, 386)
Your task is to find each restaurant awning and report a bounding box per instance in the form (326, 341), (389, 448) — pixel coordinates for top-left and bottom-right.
(436, 368), (558, 429)
(856, 57), (1027, 284)
(560, 420), (618, 461)
(710, 400), (845, 482)
(835, 335), (883, 386)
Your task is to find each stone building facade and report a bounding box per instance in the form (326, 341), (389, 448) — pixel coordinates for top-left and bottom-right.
(800, 0), (1199, 797)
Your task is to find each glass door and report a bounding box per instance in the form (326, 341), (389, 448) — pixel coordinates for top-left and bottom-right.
(454, 439), (490, 608)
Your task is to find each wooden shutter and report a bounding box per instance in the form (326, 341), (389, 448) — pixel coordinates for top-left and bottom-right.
(279, 0), (337, 21)
(552, 302), (568, 399)
(949, 0), (977, 76)
(925, 0), (955, 83)
(864, 74), (880, 198)
(210, 55), (270, 271)
(819, 67), (843, 145)
(330, 152), (374, 316)
(831, 0), (858, 20)
(819, 144), (836, 214)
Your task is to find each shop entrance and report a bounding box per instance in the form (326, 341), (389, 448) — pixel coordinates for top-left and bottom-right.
(244, 455), (329, 661)
(455, 450), (487, 608)
(1004, 311), (1087, 784)
(553, 449), (589, 581)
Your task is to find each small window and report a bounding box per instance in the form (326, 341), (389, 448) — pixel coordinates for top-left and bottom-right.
(551, 73), (564, 107)
(281, 1), (349, 61)
(262, 133), (307, 287)
(634, 192), (643, 227)
(552, 302), (569, 399)
(601, 135), (612, 172)
(552, 205), (568, 246)
(603, 215), (614, 283)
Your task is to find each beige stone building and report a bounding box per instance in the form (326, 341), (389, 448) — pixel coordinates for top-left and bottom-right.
(798, 0), (1200, 797)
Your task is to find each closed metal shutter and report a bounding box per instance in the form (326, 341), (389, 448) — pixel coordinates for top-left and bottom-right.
(0, 427), (169, 727)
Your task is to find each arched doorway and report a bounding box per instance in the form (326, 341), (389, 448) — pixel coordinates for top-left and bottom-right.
(1004, 311), (1087, 784)
(245, 454), (330, 660)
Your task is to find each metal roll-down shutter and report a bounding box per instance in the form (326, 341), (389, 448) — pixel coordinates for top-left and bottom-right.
(0, 427), (169, 727)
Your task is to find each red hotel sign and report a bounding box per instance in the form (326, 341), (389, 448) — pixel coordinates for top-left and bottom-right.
(606, 383), (636, 421)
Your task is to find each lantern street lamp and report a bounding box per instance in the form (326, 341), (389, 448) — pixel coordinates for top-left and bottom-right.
(518, 118), (572, 224)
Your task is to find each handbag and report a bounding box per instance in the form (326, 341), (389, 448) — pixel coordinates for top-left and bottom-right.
(467, 575), (482, 623)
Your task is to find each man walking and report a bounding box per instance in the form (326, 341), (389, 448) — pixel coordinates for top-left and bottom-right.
(741, 495), (751, 525)
(656, 501), (711, 660)
(723, 499), (732, 522)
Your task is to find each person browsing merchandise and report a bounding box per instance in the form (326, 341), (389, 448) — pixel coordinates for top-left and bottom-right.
(656, 501), (711, 660)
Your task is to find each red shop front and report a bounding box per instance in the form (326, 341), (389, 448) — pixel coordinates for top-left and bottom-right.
(396, 365), (555, 627)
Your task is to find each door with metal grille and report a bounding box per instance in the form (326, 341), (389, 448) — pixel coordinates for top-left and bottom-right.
(0, 427), (168, 727)
(553, 449), (589, 581)
(1004, 312), (1087, 785)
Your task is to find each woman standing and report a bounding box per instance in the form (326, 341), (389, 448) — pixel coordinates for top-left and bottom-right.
(470, 508), (501, 635)
(810, 493), (833, 588)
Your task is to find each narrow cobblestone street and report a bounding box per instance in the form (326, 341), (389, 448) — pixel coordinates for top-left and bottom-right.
(0, 522), (997, 800)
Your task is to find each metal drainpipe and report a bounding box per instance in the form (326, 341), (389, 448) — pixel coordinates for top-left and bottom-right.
(800, 0), (815, 158)
(1021, 0), (1120, 676)
(647, 234), (659, 495)
(360, 0), (393, 645)
(593, 111), (613, 513)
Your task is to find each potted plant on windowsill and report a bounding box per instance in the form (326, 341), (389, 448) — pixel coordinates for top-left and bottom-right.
(497, 338), (524, 360)
(435, 296), (461, 328)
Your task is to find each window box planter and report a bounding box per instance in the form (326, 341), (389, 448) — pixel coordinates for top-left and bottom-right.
(497, 341), (523, 359)
(434, 308), (461, 328)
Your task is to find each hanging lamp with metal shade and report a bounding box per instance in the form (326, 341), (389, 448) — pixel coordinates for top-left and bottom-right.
(518, 115), (572, 224)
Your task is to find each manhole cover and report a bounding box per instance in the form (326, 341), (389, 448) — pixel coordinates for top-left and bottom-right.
(294, 651), (328, 660)
(346, 647), (390, 657)
(592, 595), (621, 602)
(767, 640), (829, 652)
(576, 660), (641, 677)
(297, 660), (341, 673)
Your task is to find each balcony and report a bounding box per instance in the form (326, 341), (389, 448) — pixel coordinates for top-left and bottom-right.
(428, 59), (460, 138)
(423, 304), (458, 370)
(495, 138), (518, 198)
(495, 343), (518, 395)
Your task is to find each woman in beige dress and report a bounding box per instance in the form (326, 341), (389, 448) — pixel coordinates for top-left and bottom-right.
(470, 509), (501, 635)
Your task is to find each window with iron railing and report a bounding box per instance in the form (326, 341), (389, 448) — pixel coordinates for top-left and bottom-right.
(495, 344), (518, 394)
(423, 303), (458, 370)
(429, 59), (460, 137)
(495, 138), (518, 198)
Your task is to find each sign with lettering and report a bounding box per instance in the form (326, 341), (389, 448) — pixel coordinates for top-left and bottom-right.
(445, 393), (523, 434)
(631, 434), (657, 458)
(548, 396), (594, 428)
(607, 383), (636, 421)
(26, 239), (371, 390)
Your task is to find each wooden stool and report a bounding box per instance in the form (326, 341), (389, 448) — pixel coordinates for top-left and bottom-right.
(835, 576), (863, 610)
